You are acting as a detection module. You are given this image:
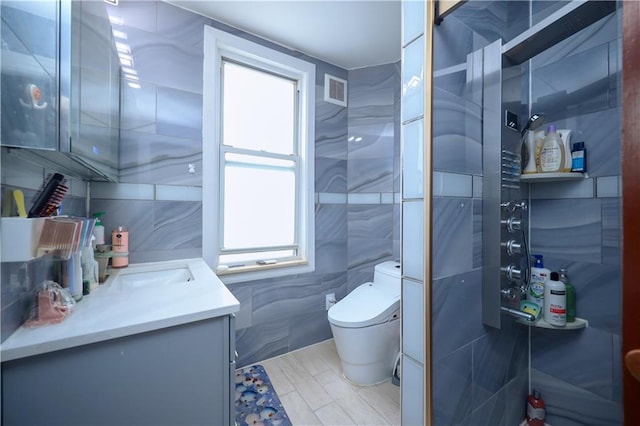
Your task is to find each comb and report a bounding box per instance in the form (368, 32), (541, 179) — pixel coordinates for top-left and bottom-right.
(28, 173), (69, 218)
(36, 218), (78, 259)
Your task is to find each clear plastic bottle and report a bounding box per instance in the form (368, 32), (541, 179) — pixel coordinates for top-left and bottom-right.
(559, 268), (576, 322)
(540, 125), (565, 173)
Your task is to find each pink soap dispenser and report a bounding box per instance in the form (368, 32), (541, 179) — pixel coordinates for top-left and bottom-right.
(111, 226), (129, 268)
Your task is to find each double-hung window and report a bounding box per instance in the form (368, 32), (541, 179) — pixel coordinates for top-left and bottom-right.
(203, 27), (315, 283)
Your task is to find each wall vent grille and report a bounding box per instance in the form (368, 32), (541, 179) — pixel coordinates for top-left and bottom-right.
(324, 74), (347, 107)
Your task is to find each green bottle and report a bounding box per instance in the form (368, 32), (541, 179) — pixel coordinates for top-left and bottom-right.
(559, 268), (576, 322)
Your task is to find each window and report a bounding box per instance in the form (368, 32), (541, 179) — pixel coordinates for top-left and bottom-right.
(203, 26), (315, 283)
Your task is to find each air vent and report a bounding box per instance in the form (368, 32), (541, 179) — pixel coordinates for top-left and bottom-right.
(324, 74), (347, 107)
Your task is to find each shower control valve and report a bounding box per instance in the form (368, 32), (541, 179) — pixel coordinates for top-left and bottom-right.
(501, 264), (522, 282)
(512, 200), (528, 212)
(501, 287), (519, 301)
(501, 200), (528, 212)
(501, 239), (522, 256)
(501, 217), (522, 233)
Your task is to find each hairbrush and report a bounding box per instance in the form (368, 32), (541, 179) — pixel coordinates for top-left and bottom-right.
(28, 173), (69, 218)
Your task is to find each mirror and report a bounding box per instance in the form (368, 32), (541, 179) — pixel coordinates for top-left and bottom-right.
(1, 0), (120, 182)
(1, 1), (58, 150)
(66, 0), (120, 180)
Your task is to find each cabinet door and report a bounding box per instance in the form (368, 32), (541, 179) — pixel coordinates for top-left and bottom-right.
(2, 317), (230, 425)
(1, 1), (58, 150)
(66, 0), (119, 180)
(225, 314), (237, 426)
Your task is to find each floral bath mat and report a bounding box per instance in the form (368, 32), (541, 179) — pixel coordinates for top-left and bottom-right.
(235, 364), (292, 426)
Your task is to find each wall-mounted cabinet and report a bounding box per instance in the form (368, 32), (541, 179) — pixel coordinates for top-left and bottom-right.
(1, 2), (58, 151)
(1, 0), (119, 182)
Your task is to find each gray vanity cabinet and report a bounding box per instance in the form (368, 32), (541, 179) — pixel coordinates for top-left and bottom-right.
(2, 315), (236, 426)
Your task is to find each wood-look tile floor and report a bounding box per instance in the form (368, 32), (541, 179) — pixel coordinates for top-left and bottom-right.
(259, 339), (400, 426)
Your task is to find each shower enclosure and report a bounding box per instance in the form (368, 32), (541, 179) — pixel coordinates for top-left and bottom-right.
(401, 0), (623, 424)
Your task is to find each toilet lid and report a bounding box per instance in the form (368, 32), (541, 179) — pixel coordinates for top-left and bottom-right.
(328, 282), (400, 328)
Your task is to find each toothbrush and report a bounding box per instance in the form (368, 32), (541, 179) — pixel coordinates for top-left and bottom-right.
(13, 190), (27, 218)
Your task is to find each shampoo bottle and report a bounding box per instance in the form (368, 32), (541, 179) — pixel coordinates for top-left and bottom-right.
(559, 268), (576, 322)
(528, 255), (549, 308)
(540, 125), (565, 172)
(544, 271), (567, 326)
(557, 129), (573, 172)
(522, 131), (538, 174)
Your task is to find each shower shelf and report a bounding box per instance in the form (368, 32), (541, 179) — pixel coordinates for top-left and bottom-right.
(520, 172), (586, 183)
(518, 316), (588, 329)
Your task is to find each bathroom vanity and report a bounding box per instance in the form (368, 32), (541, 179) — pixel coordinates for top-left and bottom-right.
(1, 259), (240, 426)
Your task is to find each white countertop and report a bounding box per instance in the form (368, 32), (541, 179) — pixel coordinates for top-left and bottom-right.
(0, 258), (240, 362)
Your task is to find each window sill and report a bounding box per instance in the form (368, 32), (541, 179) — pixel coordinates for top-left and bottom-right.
(215, 260), (313, 284)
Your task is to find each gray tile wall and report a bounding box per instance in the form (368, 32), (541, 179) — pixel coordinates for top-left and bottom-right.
(225, 60), (401, 366)
(425, 2), (623, 425)
(347, 63), (401, 291)
(0, 0), (400, 362)
(427, 2), (530, 424)
(527, 8), (623, 424)
(86, 1), (401, 367)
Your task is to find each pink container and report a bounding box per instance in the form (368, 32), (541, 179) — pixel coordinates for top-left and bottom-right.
(111, 227), (129, 268)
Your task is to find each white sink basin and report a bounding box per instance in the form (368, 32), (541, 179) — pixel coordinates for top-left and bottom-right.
(108, 261), (197, 290)
(117, 267), (194, 289)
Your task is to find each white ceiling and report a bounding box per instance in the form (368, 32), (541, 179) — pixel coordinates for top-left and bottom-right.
(166, 1), (402, 70)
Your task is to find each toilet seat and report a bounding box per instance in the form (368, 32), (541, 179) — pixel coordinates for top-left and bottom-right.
(328, 282), (400, 328)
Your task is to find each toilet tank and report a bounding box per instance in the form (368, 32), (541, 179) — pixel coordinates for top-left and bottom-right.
(373, 261), (401, 288)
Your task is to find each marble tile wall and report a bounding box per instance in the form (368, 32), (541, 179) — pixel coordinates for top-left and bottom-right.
(80, 1), (401, 367)
(425, 2), (623, 424)
(232, 61), (401, 365)
(346, 63), (400, 291)
(428, 2), (529, 425)
(433, 1), (529, 73)
(0, 0), (402, 365)
(527, 7), (622, 421)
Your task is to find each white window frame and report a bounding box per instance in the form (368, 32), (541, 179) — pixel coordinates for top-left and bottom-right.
(203, 26), (315, 284)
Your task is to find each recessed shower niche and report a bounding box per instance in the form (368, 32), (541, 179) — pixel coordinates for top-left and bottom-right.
(480, 0), (616, 329)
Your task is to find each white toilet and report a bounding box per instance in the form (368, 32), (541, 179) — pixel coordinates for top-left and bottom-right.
(327, 261), (401, 385)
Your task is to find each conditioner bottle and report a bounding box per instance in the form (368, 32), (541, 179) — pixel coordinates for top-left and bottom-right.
(557, 129), (573, 172)
(544, 271), (567, 326)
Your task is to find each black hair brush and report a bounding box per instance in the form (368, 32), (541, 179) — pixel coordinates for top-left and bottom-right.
(28, 173), (69, 217)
